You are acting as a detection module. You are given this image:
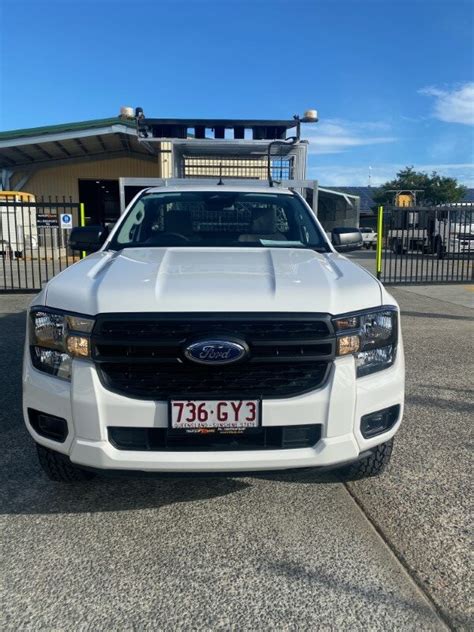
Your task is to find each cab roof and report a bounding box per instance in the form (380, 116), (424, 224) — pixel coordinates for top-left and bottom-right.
(143, 185), (295, 195)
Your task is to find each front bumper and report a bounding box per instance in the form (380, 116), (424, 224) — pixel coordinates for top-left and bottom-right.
(23, 349), (405, 473)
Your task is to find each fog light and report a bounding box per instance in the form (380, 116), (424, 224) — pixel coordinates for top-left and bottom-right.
(28, 409), (68, 442)
(337, 335), (360, 355)
(361, 405), (400, 439)
(66, 335), (90, 357)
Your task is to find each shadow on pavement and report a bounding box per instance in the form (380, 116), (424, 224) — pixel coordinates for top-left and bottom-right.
(407, 393), (474, 413)
(268, 559), (447, 624)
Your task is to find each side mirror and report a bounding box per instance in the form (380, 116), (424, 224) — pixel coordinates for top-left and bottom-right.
(331, 227), (363, 252)
(69, 226), (109, 253)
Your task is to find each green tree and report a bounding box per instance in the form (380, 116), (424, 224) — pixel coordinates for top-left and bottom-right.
(372, 167), (467, 206)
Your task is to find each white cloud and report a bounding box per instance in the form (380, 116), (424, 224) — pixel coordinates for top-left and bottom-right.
(309, 163), (474, 187)
(302, 119), (396, 155)
(420, 82), (474, 126)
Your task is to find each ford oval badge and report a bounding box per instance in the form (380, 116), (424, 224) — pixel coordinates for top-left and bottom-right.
(184, 339), (247, 365)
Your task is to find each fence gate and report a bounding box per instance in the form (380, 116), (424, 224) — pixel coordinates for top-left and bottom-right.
(378, 205), (474, 284)
(0, 199), (81, 292)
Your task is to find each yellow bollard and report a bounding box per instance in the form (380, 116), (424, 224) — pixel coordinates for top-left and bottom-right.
(79, 202), (86, 259)
(376, 205), (384, 280)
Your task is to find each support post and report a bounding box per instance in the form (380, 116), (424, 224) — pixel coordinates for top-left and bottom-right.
(376, 205), (384, 280)
(312, 180), (319, 217)
(1, 168), (12, 190)
(13, 171), (34, 191)
(119, 178), (126, 215)
(79, 202), (86, 259)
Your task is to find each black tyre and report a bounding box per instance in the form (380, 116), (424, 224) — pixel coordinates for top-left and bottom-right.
(339, 438), (394, 480)
(36, 443), (95, 482)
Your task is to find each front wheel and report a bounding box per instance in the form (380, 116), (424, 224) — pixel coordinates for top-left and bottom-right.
(339, 439), (394, 480)
(36, 444), (95, 482)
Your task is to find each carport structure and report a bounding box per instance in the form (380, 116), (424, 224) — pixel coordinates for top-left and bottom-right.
(0, 117), (162, 192)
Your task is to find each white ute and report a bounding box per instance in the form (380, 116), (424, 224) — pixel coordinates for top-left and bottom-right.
(23, 186), (404, 481)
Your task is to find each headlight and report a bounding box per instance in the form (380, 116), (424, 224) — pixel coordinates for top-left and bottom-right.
(29, 309), (95, 380)
(333, 308), (398, 377)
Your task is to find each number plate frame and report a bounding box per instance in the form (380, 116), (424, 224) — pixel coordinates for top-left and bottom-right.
(168, 400), (261, 431)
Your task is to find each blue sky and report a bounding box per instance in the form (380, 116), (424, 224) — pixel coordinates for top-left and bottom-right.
(1, 0), (473, 186)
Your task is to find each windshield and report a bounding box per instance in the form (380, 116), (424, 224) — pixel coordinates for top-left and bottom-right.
(108, 191), (329, 251)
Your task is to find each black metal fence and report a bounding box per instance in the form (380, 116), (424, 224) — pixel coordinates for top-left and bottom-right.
(379, 205), (474, 284)
(2, 197), (473, 291)
(0, 198), (81, 292)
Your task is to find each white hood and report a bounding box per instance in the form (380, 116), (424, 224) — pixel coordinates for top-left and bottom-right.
(44, 247), (383, 316)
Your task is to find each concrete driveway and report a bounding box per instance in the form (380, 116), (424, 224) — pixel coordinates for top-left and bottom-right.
(1, 289), (472, 630)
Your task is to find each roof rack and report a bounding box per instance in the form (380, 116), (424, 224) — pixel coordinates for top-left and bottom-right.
(136, 117), (298, 141)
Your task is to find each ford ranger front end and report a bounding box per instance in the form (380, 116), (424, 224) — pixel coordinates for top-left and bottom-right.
(23, 186), (404, 480)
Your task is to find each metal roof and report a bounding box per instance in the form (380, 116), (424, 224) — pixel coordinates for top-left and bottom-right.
(0, 117), (135, 141)
(0, 117), (155, 171)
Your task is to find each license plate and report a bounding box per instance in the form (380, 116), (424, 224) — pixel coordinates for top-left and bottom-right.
(170, 400), (260, 430)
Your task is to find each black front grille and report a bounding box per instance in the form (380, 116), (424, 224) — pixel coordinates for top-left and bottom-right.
(98, 318), (331, 341)
(99, 361), (329, 399)
(108, 424), (322, 451)
(92, 313), (335, 399)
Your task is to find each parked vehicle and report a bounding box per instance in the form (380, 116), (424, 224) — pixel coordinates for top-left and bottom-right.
(387, 207), (474, 259)
(360, 227), (377, 250)
(0, 191), (37, 258)
(23, 185), (404, 481)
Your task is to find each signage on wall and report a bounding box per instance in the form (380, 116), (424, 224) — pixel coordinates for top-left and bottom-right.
(36, 213), (59, 227)
(60, 213), (73, 229)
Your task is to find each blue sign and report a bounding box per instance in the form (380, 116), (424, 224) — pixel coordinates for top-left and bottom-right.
(60, 213), (73, 229)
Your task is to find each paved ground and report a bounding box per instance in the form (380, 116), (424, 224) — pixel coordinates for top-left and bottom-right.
(349, 288), (473, 630)
(1, 290), (472, 630)
(397, 284), (474, 309)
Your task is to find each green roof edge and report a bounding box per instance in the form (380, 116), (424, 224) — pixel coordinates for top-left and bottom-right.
(0, 117), (136, 141)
